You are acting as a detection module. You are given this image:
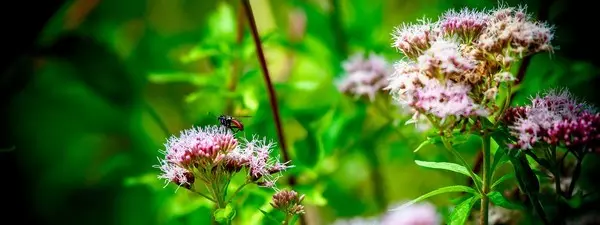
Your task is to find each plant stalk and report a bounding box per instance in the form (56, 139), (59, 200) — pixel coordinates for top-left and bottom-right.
(441, 136), (483, 193)
(241, 0), (293, 183)
(242, 1), (305, 225)
(567, 156), (583, 198)
(480, 134), (491, 225)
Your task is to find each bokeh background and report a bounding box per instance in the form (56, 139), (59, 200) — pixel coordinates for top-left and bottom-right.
(2, 0), (599, 224)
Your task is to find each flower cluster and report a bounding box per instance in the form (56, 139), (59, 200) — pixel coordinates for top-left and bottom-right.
(504, 89), (600, 151)
(386, 6), (554, 130)
(270, 189), (306, 216)
(156, 125), (291, 193)
(337, 52), (392, 102)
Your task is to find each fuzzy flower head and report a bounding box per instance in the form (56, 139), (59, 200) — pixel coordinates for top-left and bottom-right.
(162, 125), (237, 168)
(440, 8), (489, 40)
(392, 19), (440, 59)
(417, 39), (477, 82)
(384, 201), (441, 225)
(337, 52), (392, 102)
(156, 125), (293, 195)
(227, 137), (291, 187)
(271, 189), (305, 215)
(411, 79), (488, 119)
(156, 162), (195, 189)
(506, 89), (600, 151)
(478, 5), (554, 56)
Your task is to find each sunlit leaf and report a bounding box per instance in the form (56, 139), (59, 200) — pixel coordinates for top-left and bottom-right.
(414, 160), (483, 188)
(449, 195), (479, 225)
(390, 185), (479, 212)
(488, 191), (525, 210)
(214, 204), (236, 223)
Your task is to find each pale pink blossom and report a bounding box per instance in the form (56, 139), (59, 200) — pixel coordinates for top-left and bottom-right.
(440, 8), (489, 39)
(337, 53), (391, 102)
(417, 39), (477, 79)
(412, 79), (488, 119)
(478, 6), (554, 55)
(383, 202), (441, 225)
(392, 19), (440, 59)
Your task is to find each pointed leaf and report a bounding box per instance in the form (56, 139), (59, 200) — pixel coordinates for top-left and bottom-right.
(491, 173), (515, 189)
(413, 138), (433, 153)
(214, 204), (236, 223)
(258, 209), (280, 224)
(415, 160), (483, 187)
(449, 195), (480, 225)
(488, 191), (525, 210)
(509, 153), (548, 223)
(390, 185), (479, 212)
(288, 215), (300, 225)
(491, 146), (508, 173)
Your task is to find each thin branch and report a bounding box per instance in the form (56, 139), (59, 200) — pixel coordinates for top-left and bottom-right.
(242, 2), (305, 224)
(241, 0), (294, 185)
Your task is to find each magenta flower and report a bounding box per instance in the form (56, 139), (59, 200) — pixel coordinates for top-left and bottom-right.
(337, 52), (391, 102)
(506, 89), (600, 151)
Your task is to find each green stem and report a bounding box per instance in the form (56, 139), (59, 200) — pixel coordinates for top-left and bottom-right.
(441, 136), (482, 193)
(282, 213), (292, 225)
(480, 134), (491, 225)
(226, 182), (250, 204)
(567, 155), (583, 198)
(191, 189), (217, 203)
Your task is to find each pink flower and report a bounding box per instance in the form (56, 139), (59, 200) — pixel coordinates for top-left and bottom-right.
(162, 125), (237, 167)
(412, 79), (488, 119)
(507, 89), (600, 151)
(156, 162), (194, 189)
(383, 202), (441, 225)
(337, 53), (392, 102)
(392, 19), (440, 59)
(440, 8), (489, 39)
(227, 137), (291, 186)
(478, 6), (554, 55)
(417, 39), (477, 80)
(385, 60), (429, 106)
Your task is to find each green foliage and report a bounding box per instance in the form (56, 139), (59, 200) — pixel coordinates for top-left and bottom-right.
(415, 160), (483, 187)
(8, 0), (599, 225)
(214, 204), (236, 224)
(449, 195), (480, 225)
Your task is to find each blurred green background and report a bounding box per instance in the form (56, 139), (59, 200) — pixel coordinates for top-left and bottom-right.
(1, 0), (599, 224)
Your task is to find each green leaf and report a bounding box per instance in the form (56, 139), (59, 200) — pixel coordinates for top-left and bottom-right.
(390, 185), (479, 212)
(414, 160), (483, 188)
(214, 204), (236, 223)
(491, 173), (515, 189)
(491, 146), (508, 173)
(288, 215), (300, 225)
(449, 195), (479, 225)
(148, 72), (215, 86)
(488, 191), (525, 210)
(508, 153), (548, 223)
(413, 138), (433, 153)
(566, 192), (583, 209)
(258, 208), (280, 224)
